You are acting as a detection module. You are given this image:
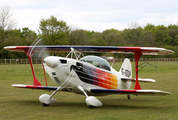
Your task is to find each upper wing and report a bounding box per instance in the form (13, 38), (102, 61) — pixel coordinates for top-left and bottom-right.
(4, 46), (174, 55)
(90, 89), (171, 95)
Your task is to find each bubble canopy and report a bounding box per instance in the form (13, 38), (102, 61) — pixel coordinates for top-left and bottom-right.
(80, 55), (111, 71)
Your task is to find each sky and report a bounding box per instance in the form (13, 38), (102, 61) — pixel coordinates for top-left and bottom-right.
(1, 0), (178, 32)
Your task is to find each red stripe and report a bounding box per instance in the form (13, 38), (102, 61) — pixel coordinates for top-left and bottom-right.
(16, 46), (28, 49)
(26, 85), (43, 88)
(122, 89), (137, 92)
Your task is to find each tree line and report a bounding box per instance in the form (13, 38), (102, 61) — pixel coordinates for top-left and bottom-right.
(0, 6), (178, 59)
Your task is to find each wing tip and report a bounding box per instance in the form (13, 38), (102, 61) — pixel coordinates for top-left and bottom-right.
(137, 90), (172, 95)
(4, 46), (16, 50)
(11, 84), (26, 88)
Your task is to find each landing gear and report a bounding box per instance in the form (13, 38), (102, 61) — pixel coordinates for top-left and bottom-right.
(38, 71), (73, 107)
(78, 86), (102, 108)
(39, 94), (57, 106)
(42, 103), (49, 107)
(88, 105), (96, 109)
(127, 94), (130, 99)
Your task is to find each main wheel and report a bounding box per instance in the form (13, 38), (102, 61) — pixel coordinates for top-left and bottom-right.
(42, 103), (49, 107)
(88, 105), (96, 109)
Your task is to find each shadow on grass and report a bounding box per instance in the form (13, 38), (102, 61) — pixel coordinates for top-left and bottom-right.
(7, 98), (171, 110)
(7, 100), (87, 108)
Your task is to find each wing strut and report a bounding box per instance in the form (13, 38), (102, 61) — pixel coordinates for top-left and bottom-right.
(24, 49), (41, 86)
(134, 52), (142, 90)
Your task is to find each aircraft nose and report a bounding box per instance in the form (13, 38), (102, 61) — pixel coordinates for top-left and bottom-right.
(43, 56), (59, 68)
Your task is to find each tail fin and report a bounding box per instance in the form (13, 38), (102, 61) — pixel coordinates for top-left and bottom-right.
(119, 58), (132, 79)
(118, 58), (132, 89)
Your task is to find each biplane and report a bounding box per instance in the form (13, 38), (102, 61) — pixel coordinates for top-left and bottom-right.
(4, 45), (174, 108)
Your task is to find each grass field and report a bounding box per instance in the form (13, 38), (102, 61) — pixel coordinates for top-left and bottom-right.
(0, 61), (178, 120)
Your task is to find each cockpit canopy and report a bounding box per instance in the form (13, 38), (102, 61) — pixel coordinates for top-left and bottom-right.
(80, 55), (111, 71)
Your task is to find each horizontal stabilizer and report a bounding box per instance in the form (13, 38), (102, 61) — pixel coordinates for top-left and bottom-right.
(12, 84), (58, 90)
(121, 78), (155, 83)
(90, 89), (171, 95)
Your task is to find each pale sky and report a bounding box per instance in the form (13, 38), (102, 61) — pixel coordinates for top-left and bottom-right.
(1, 0), (178, 32)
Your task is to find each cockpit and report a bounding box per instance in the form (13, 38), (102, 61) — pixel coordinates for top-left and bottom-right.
(80, 55), (111, 71)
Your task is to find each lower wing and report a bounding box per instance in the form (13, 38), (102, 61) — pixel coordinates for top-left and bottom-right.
(121, 78), (155, 83)
(90, 89), (171, 95)
(12, 84), (58, 90)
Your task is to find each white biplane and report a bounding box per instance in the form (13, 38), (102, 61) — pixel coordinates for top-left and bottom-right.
(4, 45), (174, 108)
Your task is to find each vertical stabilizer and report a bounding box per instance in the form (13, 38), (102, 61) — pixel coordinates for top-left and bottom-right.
(119, 58), (132, 79)
(118, 58), (132, 89)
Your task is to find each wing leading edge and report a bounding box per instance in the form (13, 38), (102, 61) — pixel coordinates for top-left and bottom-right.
(90, 89), (171, 95)
(4, 46), (174, 55)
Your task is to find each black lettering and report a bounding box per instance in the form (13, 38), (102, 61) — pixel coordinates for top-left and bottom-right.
(125, 69), (131, 77)
(121, 68), (131, 77)
(121, 68), (124, 75)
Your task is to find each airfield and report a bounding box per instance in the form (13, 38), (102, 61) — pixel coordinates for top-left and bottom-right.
(0, 61), (178, 120)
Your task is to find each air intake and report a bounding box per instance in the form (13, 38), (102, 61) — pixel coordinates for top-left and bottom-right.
(60, 59), (67, 64)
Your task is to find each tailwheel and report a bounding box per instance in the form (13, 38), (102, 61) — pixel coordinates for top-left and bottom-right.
(88, 105), (96, 109)
(127, 94), (131, 99)
(42, 103), (49, 107)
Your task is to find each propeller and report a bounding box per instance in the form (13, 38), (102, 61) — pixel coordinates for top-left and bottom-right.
(27, 37), (50, 60)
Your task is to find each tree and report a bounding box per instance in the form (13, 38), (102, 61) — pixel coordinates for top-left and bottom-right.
(174, 34), (178, 46)
(168, 24), (178, 29)
(90, 32), (106, 46)
(38, 16), (70, 45)
(142, 31), (157, 47)
(69, 29), (88, 45)
(2, 28), (37, 59)
(167, 24), (178, 46)
(123, 22), (146, 46)
(144, 23), (155, 32)
(151, 25), (172, 46)
(0, 5), (17, 58)
(20, 27), (37, 45)
(102, 29), (121, 46)
(127, 21), (140, 29)
(122, 27), (146, 46)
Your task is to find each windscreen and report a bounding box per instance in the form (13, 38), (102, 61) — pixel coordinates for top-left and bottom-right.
(80, 55), (111, 71)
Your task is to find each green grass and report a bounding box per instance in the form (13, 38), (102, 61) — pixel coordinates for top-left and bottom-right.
(0, 61), (178, 120)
